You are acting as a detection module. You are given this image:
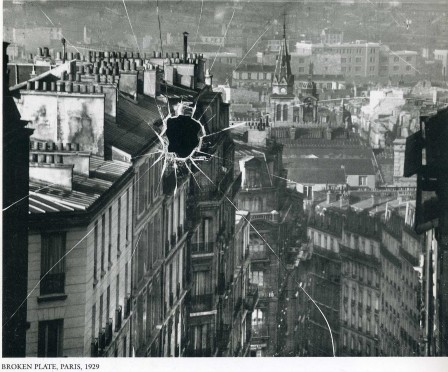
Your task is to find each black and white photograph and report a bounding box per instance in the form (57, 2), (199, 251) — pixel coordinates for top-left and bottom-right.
(2, 0), (448, 367)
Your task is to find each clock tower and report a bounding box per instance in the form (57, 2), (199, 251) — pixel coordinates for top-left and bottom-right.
(269, 16), (296, 127)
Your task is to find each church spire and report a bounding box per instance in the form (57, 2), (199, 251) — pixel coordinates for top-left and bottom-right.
(272, 11), (294, 95)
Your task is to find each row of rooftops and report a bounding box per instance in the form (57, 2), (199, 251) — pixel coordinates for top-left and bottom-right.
(7, 41), (215, 217)
(310, 192), (417, 241)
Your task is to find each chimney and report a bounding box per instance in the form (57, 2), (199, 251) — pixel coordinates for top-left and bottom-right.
(144, 65), (160, 98)
(205, 69), (213, 86)
(183, 32), (189, 63)
(61, 38), (66, 63)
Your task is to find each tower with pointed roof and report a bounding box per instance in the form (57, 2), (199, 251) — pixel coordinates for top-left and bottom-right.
(272, 19), (294, 96)
(269, 15), (297, 127)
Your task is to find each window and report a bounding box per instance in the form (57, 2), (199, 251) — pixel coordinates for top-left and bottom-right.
(406, 65), (411, 71)
(106, 285), (110, 323)
(304, 185), (313, 200)
(40, 232), (66, 295)
(276, 104), (282, 121)
(117, 197), (121, 253)
(108, 206), (112, 265)
(193, 271), (212, 295)
(283, 105), (288, 121)
(359, 176), (367, 186)
(138, 162), (148, 215)
(350, 336), (355, 350)
(406, 56), (412, 62)
(343, 332), (347, 347)
(116, 274), (120, 308)
(366, 343), (371, 356)
(91, 305), (96, 340)
(251, 271), (264, 286)
(99, 294), (103, 333)
(101, 214), (105, 273)
(94, 222), (98, 282)
(38, 320), (63, 357)
(246, 168), (261, 188)
(299, 67), (304, 73)
(356, 57), (361, 63)
(341, 58), (346, 63)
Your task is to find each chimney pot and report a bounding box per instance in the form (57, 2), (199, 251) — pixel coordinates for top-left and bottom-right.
(183, 31), (188, 63)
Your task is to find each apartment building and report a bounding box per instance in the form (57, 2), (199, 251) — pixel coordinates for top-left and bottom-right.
(2, 42), (34, 357)
(234, 127), (301, 357)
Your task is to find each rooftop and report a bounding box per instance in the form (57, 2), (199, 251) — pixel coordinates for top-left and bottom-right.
(285, 158), (375, 176)
(29, 155), (131, 214)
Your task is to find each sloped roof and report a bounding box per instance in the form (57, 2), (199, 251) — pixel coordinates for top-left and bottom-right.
(287, 167), (346, 185)
(285, 158), (375, 182)
(28, 155), (131, 214)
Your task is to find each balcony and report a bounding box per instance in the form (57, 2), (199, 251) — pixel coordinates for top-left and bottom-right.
(252, 324), (269, 338)
(251, 212), (279, 223)
(40, 273), (65, 295)
(114, 306), (122, 332)
(190, 293), (214, 313)
(248, 248), (268, 262)
(191, 242), (214, 254)
(244, 284), (259, 312)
